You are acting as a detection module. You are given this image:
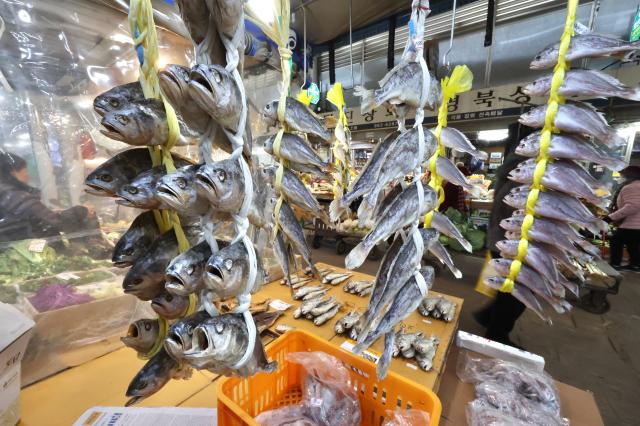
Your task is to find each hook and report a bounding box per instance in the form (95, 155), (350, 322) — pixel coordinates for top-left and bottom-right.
(300, 5), (307, 90)
(442, 0), (457, 71)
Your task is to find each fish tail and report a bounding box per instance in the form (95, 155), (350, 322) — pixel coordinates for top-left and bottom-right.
(329, 198), (346, 222)
(560, 280), (580, 297)
(199, 139), (213, 164)
(601, 156), (628, 172)
(354, 85), (376, 114)
(345, 240), (372, 270)
(605, 131), (627, 148)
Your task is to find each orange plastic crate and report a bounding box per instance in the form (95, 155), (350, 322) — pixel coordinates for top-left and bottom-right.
(217, 329), (442, 426)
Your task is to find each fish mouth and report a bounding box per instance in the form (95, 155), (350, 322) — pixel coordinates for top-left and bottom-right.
(156, 184), (184, 206)
(84, 182), (114, 197)
(195, 171), (218, 197)
(165, 273), (190, 296)
(112, 258), (132, 268)
(159, 72), (183, 103)
(115, 196), (137, 207)
(93, 103), (107, 117)
(164, 332), (187, 360)
(204, 264), (224, 286)
(100, 121), (124, 141)
(190, 69), (213, 93)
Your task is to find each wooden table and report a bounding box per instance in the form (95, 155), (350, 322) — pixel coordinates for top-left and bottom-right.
(19, 263), (462, 425)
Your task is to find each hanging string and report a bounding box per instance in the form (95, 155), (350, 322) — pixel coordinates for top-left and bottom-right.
(500, 0), (578, 293)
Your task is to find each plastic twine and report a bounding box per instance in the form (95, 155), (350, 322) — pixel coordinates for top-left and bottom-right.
(500, 0), (578, 293)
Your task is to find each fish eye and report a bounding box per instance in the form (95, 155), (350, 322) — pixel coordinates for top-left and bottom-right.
(213, 70), (222, 84)
(117, 114), (129, 125)
(215, 323), (224, 333)
(144, 322), (151, 331)
(133, 278), (143, 285)
(124, 248), (134, 256)
(127, 187), (139, 195)
(224, 259), (233, 270)
(101, 174), (113, 182)
(186, 265), (194, 275)
(216, 170), (226, 182)
(265, 104), (271, 110)
(109, 99), (119, 107)
(165, 294), (173, 302)
(177, 177), (187, 189)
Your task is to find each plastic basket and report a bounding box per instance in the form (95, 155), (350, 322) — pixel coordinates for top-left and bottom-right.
(217, 329), (442, 426)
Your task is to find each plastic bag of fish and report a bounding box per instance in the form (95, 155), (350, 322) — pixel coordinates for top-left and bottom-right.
(381, 409), (431, 426)
(457, 351), (566, 425)
(255, 352), (361, 426)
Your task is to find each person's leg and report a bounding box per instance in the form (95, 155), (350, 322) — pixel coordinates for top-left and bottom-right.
(609, 228), (624, 266)
(485, 291), (526, 346)
(626, 229), (640, 267)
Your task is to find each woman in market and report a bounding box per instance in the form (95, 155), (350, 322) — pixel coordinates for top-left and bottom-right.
(0, 151), (102, 249)
(607, 165), (640, 272)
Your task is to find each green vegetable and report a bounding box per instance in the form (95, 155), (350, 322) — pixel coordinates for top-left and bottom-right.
(465, 228), (486, 252)
(0, 285), (18, 304)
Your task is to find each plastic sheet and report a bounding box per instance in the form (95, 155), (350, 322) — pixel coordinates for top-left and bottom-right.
(466, 399), (529, 426)
(255, 352), (361, 426)
(0, 0), (193, 384)
(381, 409), (431, 426)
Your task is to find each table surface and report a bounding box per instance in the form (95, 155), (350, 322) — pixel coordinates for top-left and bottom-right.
(19, 262), (463, 426)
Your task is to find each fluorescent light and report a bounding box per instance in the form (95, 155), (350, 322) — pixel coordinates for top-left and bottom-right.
(248, 0), (275, 25)
(477, 129), (508, 142)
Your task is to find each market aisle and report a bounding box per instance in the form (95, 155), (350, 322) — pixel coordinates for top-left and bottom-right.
(312, 245), (640, 426)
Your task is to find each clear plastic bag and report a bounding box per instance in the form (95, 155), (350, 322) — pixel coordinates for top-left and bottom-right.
(474, 382), (569, 426)
(381, 409), (431, 426)
(457, 351), (561, 415)
(466, 399), (529, 426)
(255, 352), (361, 426)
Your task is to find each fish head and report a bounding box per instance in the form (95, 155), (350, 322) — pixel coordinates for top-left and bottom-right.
(93, 82), (143, 116)
(112, 226), (153, 267)
(164, 311), (210, 361)
(156, 165), (199, 210)
(165, 242), (211, 295)
(503, 187), (528, 208)
(507, 160), (534, 182)
(189, 65), (235, 114)
(121, 319), (159, 352)
(190, 316), (247, 365)
(262, 134), (275, 155)
(195, 158), (244, 211)
(159, 64), (190, 106)
(85, 161), (121, 196)
(518, 106), (544, 127)
(123, 265), (163, 301)
(116, 169), (161, 209)
(125, 350), (176, 406)
(494, 240), (516, 254)
(203, 241), (248, 299)
(522, 77), (551, 96)
(530, 45), (557, 70)
(261, 100), (279, 127)
(489, 258), (512, 275)
(483, 276), (506, 291)
(516, 132), (540, 156)
(499, 216), (523, 231)
(151, 291), (189, 319)
(100, 100), (163, 145)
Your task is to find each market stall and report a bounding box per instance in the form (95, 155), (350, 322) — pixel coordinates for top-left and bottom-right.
(2, 0), (638, 424)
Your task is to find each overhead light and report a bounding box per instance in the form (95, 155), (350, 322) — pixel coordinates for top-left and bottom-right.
(248, 0), (275, 25)
(478, 129), (508, 142)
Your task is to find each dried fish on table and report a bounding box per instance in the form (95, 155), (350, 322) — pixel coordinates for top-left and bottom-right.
(302, 288), (328, 301)
(334, 311), (361, 334)
(292, 284), (326, 300)
(300, 296), (334, 316)
(313, 304), (341, 326)
(310, 300), (341, 317)
(322, 272), (350, 283)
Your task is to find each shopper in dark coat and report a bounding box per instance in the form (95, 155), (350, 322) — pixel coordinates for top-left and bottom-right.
(0, 151), (89, 243)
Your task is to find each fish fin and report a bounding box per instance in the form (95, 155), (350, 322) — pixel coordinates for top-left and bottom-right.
(560, 280), (580, 297)
(357, 195), (376, 227)
(329, 198), (346, 223)
(604, 131), (627, 148)
(345, 241), (372, 270)
(354, 85), (376, 114)
(573, 22), (591, 35)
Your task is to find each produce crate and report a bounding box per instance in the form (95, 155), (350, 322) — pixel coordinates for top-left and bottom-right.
(217, 329), (441, 426)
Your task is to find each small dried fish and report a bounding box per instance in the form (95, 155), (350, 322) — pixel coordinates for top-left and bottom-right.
(313, 304), (341, 326)
(310, 301), (340, 317)
(330, 274), (352, 285)
(303, 289), (328, 301)
(334, 311), (360, 334)
(293, 285), (326, 300)
(300, 296), (333, 316)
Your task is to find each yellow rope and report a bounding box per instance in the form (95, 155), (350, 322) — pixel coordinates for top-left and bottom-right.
(423, 65), (473, 227)
(327, 83), (351, 200)
(137, 317), (169, 360)
(501, 0), (578, 293)
(128, 0), (189, 253)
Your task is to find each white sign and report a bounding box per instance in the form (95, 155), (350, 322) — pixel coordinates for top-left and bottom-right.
(28, 239), (46, 253)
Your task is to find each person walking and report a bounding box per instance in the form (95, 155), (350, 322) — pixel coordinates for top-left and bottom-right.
(608, 165), (640, 272)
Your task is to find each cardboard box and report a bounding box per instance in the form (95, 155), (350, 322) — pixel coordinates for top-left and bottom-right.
(438, 347), (604, 426)
(0, 303), (35, 425)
